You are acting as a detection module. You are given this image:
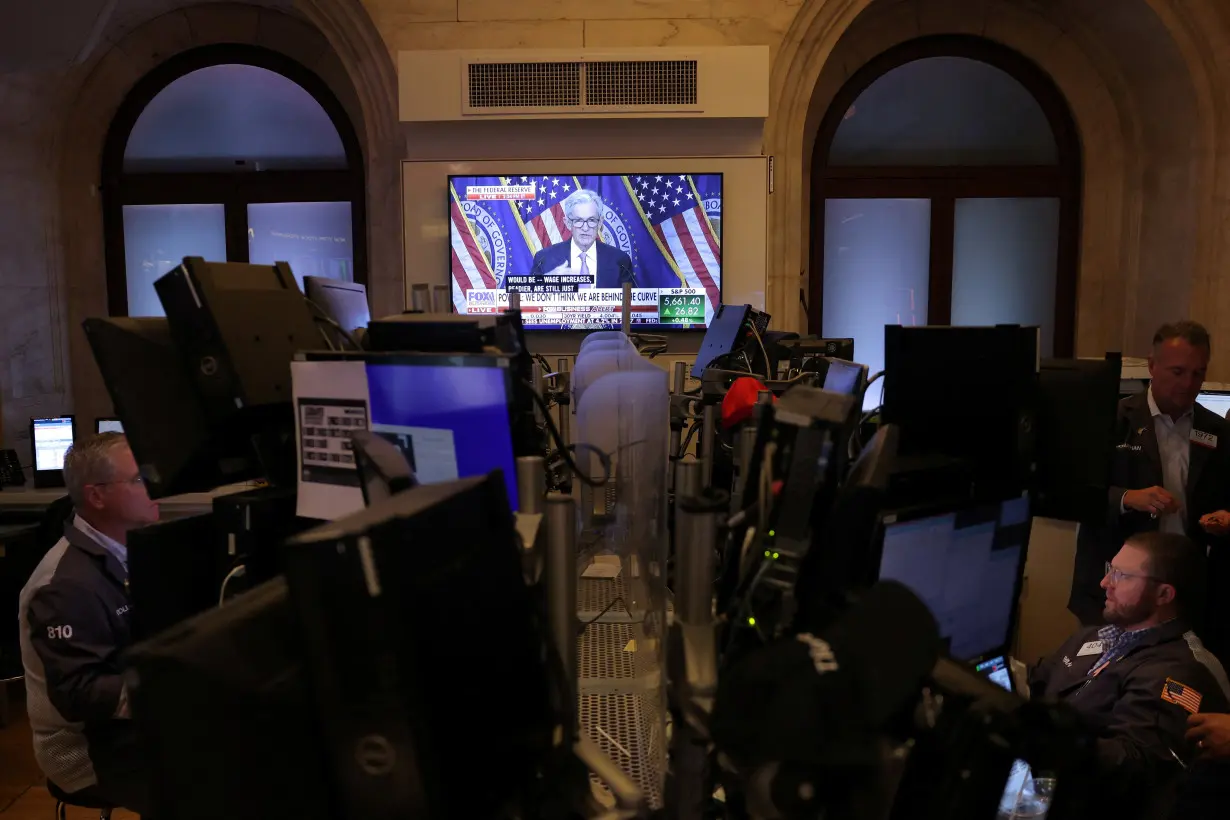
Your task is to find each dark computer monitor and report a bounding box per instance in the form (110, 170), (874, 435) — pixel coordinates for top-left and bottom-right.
(30, 416), (74, 489)
(692, 303), (754, 378)
(304, 277), (371, 333)
(1034, 355), (1121, 522)
(126, 577), (334, 820)
(83, 317), (270, 498)
(95, 417), (124, 434)
(1197, 389), (1230, 419)
(874, 495), (1030, 662)
(822, 358), (869, 397)
(282, 473), (554, 819)
(154, 257), (320, 424)
(883, 325), (1038, 495)
(128, 514), (223, 641)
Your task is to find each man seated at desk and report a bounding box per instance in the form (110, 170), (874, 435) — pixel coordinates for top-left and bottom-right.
(18, 433), (160, 813)
(1031, 531), (1230, 819)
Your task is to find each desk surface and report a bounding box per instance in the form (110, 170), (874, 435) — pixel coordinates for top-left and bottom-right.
(0, 482), (259, 512)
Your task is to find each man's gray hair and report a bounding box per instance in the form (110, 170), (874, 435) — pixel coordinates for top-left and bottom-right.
(63, 432), (129, 507)
(562, 189), (605, 223)
(1153, 320), (1211, 353)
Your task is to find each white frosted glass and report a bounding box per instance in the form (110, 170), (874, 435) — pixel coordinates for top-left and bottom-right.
(122, 204), (227, 317)
(248, 201), (354, 291)
(823, 199), (931, 409)
(951, 198), (1060, 357)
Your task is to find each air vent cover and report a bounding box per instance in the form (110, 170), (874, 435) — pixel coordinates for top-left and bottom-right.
(464, 59), (700, 113)
(467, 62), (582, 109)
(586, 60), (698, 107)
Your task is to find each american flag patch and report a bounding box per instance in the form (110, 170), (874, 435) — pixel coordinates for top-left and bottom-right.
(1161, 678), (1203, 714)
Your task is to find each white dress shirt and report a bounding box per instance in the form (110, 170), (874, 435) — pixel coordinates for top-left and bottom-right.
(1144, 389), (1192, 535)
(74, 513), (129, 572)
(570, 240), (598, 289)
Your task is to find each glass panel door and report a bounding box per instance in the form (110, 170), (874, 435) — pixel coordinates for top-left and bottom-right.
(823, 198), (932, 408)
(122, 203), (227, 317)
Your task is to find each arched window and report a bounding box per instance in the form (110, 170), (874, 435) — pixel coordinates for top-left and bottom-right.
(811, 36), (1081, 386)
(102, 45), (366, 317)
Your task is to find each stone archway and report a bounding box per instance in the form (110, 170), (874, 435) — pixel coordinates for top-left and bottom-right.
(55, 1), (400, 425)
(767, 0), (1230, 370)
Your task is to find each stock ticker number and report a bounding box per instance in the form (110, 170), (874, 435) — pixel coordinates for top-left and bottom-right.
(658, 294), (705, 320)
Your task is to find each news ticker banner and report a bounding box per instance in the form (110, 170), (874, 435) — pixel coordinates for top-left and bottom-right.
(465, 287), (711, 328)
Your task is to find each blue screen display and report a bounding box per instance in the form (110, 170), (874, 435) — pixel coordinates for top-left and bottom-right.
(364, 360), (519, 510)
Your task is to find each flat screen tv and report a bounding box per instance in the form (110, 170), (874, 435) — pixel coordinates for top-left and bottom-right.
(448, 173), (724, 331)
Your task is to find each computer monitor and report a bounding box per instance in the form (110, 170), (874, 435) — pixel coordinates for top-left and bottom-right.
(30, 416), (74, 488)
(155, 257), (320, 424)
(1034, 355), (1121, 522)
(822, 358), (868, 397)
(874, 495), (1030, 661)
(84, 317), (271, 498)
(304, 277), (371, 334)
(1198, 390), (1230, 419)
(297, 353), (520, 515)
(128, 514), (222, 641)
(692, 303), (754, 378)
(883, 325), (1038, 495)
(95, 417), (124, 434)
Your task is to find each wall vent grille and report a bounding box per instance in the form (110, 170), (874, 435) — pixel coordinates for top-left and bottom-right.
(467, 61), (581, 109)
(465, 59), (699, 113)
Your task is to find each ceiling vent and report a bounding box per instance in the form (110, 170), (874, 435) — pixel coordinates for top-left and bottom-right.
(401, 47), (768, 121)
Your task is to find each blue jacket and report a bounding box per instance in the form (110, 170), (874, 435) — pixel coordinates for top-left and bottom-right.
(18, 520), (135, 792)
(527, 240), (636, 289)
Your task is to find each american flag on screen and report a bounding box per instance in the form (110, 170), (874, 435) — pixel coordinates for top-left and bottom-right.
(511, 175), (575, 253)
(624, 174), (721, 309)
(448, 186), (497, 294)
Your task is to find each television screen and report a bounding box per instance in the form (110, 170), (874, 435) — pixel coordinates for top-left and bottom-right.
(448, 174), (723, 330)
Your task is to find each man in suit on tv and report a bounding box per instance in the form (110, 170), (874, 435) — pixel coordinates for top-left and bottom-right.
(529, 189), (636, 288)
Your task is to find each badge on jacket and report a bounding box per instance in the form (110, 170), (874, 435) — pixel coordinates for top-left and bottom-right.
(1077, 641), (1104, 656)
(1161, 678), (1203, 713)
(1191, 430), (1218, 450)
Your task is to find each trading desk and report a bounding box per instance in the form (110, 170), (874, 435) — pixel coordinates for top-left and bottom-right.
(0, 483), (259, 520)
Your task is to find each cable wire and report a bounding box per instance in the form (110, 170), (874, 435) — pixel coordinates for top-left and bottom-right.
(524, 380), (610, 487)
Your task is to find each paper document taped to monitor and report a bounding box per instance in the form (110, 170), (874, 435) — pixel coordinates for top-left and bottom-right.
(293, 359), (370, 521)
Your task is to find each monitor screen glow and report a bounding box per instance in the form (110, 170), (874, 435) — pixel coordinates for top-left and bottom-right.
(878, 496), (1029, 661)
(448, 173), (723, 331)
(1197, 391), (1230, 419)
(364, 360), (519, 510)
(32, 417), (75, 472)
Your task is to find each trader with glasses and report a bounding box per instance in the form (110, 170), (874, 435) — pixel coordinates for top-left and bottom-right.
(528, 189), (637, 289)
(18, 432), (160, 814)
(1031, 532), (1230, 819)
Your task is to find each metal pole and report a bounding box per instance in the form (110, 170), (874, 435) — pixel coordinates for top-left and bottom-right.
(544, 493), (578, 684)
(508, 291), (521, 312)
(669, 362), (687, 475)
(676, 497), (718, 626)
(621, 282), (633, 335)
(531, 366), (545, 426)
(517, 456), (546, 514)
(556, 357), (571, 449)
(734, 426), (758, 512)
(431, 284), (451, 314)
(410, 283), (430, 312)
(700, 404), (717, 488)
(675, 458), (701, 502)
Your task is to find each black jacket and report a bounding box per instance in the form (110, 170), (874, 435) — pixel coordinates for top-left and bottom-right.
(18, 520), (136, 792)
(1070, 394), (1230, 640)
(1031, 621), (1230, 818)
(527, 240), (636, 289)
